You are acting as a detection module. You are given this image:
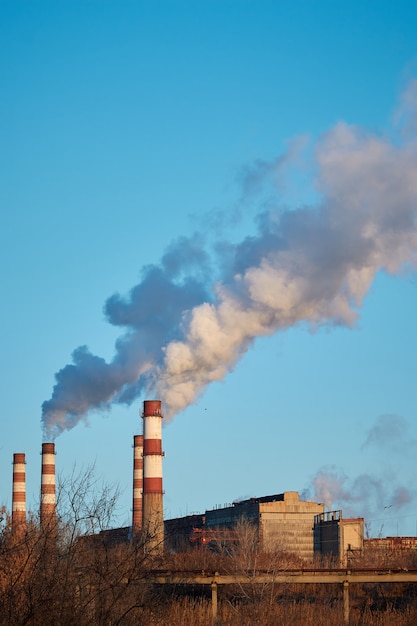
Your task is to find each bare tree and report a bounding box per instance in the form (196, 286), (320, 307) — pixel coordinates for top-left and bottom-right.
(0, 466), (156, 626)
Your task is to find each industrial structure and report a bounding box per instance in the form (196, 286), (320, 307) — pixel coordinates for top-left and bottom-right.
(364, 536), (417, 555)
(40, 442), (57, 528)
(313, 510), (364, 565)
(165, 494), (367, 565)
(166, 492), (326, 561)
(14, 399), (417, 568)
(132, 434), (144, 537)
(141, 399), (164, 553)
(12, 453), (26, 534)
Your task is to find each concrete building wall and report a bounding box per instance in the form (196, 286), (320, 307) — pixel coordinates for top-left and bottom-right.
(317, 522), (340, 558)
(342, 518), (364, 563)
(206, 501), (259, 528)
(165, 514), (206, 552)
(313, 511), (342, 560)
(259, 493), (324, 560)
(166, 492), (324, 561)
(313, 512), (364, 564)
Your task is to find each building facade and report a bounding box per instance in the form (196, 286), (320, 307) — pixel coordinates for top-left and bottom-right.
(313, 510), (364, 565)
(166, 491), (324, 561)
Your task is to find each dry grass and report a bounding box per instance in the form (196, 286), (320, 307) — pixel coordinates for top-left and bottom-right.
(133, 596), (417, 626)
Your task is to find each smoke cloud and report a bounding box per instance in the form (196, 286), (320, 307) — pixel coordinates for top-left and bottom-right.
(303, 413), (416, 535)
(361, 413), (417, 453)
(304, 466), (414, 536)
(42, 85), (417, 439)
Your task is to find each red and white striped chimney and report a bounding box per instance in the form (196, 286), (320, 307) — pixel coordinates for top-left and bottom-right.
(132, 434), (143, 537)
(142, 400), (164, 553)
(12, 453), (26, 534)
(40, 442), (56, 528)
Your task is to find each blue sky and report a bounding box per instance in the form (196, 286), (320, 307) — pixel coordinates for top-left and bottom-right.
(1, 1), (417, 538)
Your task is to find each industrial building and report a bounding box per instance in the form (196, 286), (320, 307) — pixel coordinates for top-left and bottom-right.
(313, 510), (364, 565)
(8, 400), (368, 564)
(364, 536), (417, 555)
(166, 492), (326, 561)
(165, 495), (366, 565)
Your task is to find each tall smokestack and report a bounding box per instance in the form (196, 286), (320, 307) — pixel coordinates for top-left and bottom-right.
(142, 400), (164, 553)
(40, 442), (56, 528)
(12, 453), (26, 534)
(132, 434), (143, 537)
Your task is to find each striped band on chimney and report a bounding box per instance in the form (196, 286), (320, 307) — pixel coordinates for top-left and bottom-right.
(142, 400), (164, 553)
(12, 453), (26, 533)
(40, 442), (56, 527)
(132, 434), (144, 536)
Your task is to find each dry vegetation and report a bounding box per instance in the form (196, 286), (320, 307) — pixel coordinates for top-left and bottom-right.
(1, 474), (417, 625)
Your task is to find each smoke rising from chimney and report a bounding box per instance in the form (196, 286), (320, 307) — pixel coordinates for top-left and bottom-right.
(42, 87), (417, 438)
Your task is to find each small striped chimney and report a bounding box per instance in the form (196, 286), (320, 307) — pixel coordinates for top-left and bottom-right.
(142, 400), (164, 553)
(132, 434), (143, 537)
(40, 442), (56, 528)
(12, 453), (26, 534)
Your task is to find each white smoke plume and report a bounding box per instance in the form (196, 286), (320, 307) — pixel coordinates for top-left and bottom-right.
(42, 86), (417, 439)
